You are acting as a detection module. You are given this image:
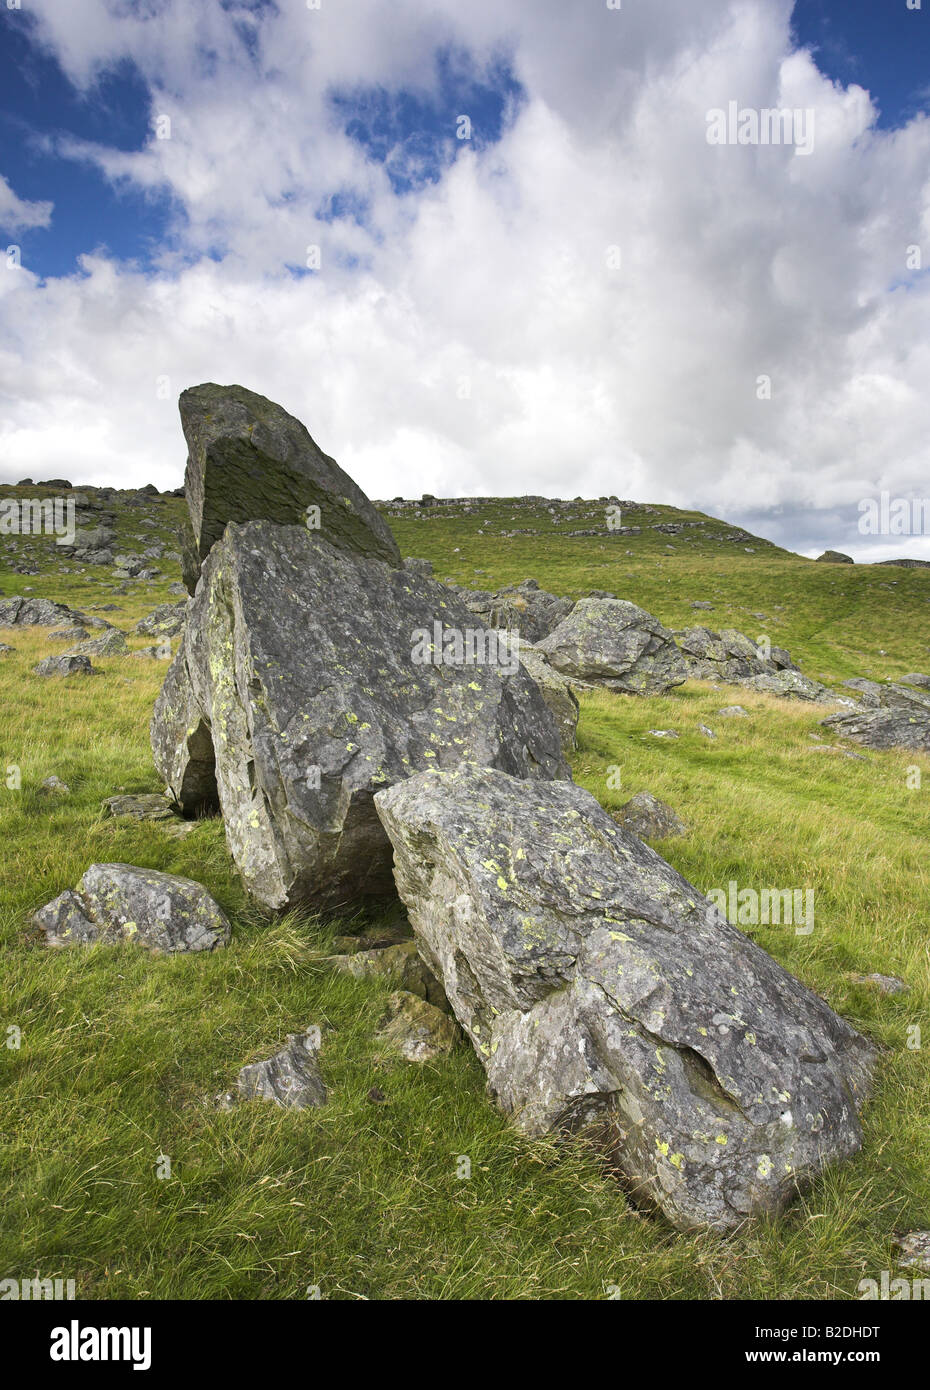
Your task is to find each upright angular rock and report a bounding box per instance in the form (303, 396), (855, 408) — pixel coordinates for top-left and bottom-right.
(152, 522), (568, 910)
(375, 766), (877, 1232)
(178, 383), (401, 591)
(537, 598), (688, 695)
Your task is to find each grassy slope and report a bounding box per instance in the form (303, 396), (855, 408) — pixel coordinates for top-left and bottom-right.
(0, 489), (927, 1299)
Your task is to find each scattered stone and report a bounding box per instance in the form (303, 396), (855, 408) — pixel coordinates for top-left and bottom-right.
(375, 765), (877, 1232)
(738, 672), (830, 702)
(0, 596), (84, 628)
(152, 521), (567, 910)
(717, 705), (748, 717)
(697, 723), (717, 739)
(648, 728), (679, 739)
(222, 1030), (326, 1110)
(816, 551), (853, 564)
(367, 1086), (387, 1103)
(375, 990), (461, 1062)
(34, 864), (230, 952)
(39, 776), (70, 796)
(179, 382), (401, 591)
(850, 973), (909, 995)
(691, 601), (714, 610)
(893, 1231), (930, 1271)
(901, 673), (930, 689)
(66, 628), (128, 658)
(613, 791), (687, 839)
(168, 582), (188, 596)
(100, 792), (198, 837)
(537, 597), (688, 695)
(0, 643), (14, 656)
(136, 603), (187, 638)
(33, 654), (97, 678)
(49, 626), (89, 643)
(131, 645), (172, 660)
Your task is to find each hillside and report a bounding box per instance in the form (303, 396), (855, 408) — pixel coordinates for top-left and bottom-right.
(1, 482), (928, 1299)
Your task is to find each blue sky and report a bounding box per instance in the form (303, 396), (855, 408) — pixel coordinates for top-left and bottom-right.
(4, 1), (924, 281)
(0, 0), (928, 562)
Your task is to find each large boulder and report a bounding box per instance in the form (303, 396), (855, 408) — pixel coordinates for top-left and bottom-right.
(178, 383), (401, 592)
(374, 765), (877, 1232)
(33, 863), (230, 953)
(152, 521), (568, 910)
(816, 550), (853, 564)
(0, 596), (84, 628)
(537, 598), (687, 695)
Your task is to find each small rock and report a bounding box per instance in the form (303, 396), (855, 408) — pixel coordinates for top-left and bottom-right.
(613, 791), (687, 839)
(49, 627), (89, 642)
(39, 776), (70, 796)
(893, 1231), (930, 1271)
(697, 723), (717, 739)
(66, 628), (127, 658)
(330, 941), (448, 1009)
(33, 654), (98, 678)
(850, 973), (909, 995)
(375, 990), (460, 1062)
(717, 705), (748, 717)
(33, 863), (230, 952)
(901, 673), (930, 689)
(367, 1086), (387, 1103)
(231, 1030), (326, 1110)
(647, 728), (679, 739)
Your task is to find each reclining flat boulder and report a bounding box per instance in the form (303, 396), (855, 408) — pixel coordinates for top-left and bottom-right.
(374, 765), (878, 1232)
(152, 521), (568, 910)
(179, 382), (400, 591)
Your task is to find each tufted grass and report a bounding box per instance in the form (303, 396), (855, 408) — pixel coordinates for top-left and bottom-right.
(0, 487), (927, 1299)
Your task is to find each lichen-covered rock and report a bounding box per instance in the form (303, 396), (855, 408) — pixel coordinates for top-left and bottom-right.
(537, 598), (688, 695)
(823, 680), (930, 750)
(179, 382), (401, 592)
(375, 990), (461, 1062)
(33, 654), (98, 678)
(228, 1030), (327, 1110)
(375, 766), (877, 1232)
(33, 863), (230, 952)
(65, 627), (127, 658)
(152, 521), (568, 910)
(738, 671), (830, 702)
(517, 643), (580, 752)
(450, 579), (574, 644)
(137, 603), (187, 639)
(613, 790), (687, 839)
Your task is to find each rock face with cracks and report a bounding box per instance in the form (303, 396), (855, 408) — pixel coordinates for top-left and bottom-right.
(537, 598), (688, 695)
(374, 765), (877, 1232)
(178, 383), (401, 592)
(152, 521), (568, 911)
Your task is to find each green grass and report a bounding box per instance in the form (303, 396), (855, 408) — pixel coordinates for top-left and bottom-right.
(0, 488), (927, 1299)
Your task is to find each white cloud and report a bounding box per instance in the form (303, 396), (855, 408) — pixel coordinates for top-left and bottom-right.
(0, 173), (53, 234)
(0, 0), (928, 561)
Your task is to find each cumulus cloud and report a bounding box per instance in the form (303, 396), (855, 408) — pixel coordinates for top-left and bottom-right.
(0, 0), (928, 562)
(0, 173), (53, 234)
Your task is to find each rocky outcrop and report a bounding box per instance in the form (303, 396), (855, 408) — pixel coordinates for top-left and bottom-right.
(178, 383), (401, 592)
(816, 551), (853, 564)
(0, 596), (84, 628)
(449, 579), (574, 644)
(824, 680), (930, 750)
(675, 626), (798, 683)
(537, 598), (688, 695)
(152, 521), (568, 911)
(375, 765), (877, 1232)
(33, 864), (230, 952)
